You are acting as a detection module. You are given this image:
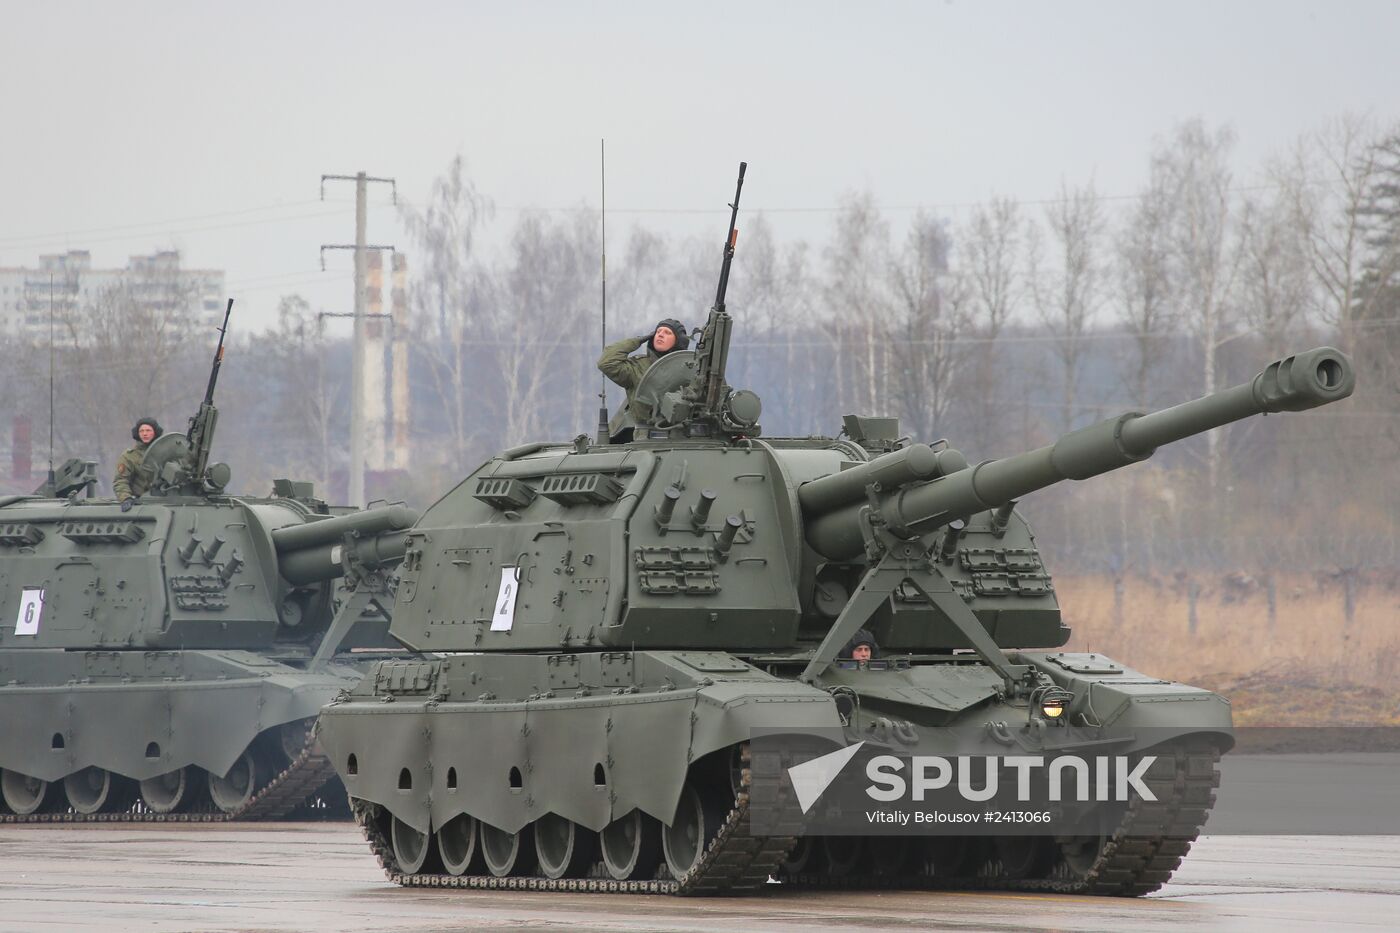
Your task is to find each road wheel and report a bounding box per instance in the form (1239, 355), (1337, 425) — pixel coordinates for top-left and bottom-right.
(64, 767), (132, 815)
(390, 815), (436, 874)
(535, 813), (597, 879)
(995, 835), (1054, 880)
(780, 836), (816, 875)
(923, 835), (981, 878)
(437, 814), (483, 876)
(662, 781), (724, 880)
(140, 766), (200, 814)
(819, 835), (865, 876)
(600, 809), (662, 881)
(869, 836), (914, 875)
(1, 769), (56, 815)
(480, 822), (537, 877)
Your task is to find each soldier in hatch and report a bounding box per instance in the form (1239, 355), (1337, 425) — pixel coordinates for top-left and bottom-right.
(597, 318), (689, 439)
(113, 416), (163, 504)
(840, 629), (879, 663)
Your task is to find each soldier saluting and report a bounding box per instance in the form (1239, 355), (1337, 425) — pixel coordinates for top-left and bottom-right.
(597, 319), (688, 440)
(113, 417), (162, 504)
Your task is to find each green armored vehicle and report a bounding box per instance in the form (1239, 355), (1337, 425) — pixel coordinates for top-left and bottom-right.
(319, 165), (1356, 894)
(0, 304), (416, 822)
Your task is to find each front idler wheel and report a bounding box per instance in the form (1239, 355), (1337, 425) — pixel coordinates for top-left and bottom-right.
(1059, 834), (1109, 876)
(600, 809), (663, 881)
(437, 814), (483, 876)
(208, 748), (260, 814)
(480, 822), (537, 877)
(278, 718), (317, 765)
(1, 769), (57, 815)
(662, 781), (724, 880)
(535, 813), (597, 879)
(391, 815), (437, 875)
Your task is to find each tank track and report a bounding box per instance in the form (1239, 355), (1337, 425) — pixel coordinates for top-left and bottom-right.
(0, 722), (344, 825)
(780, 741), (1221, 897)
(354, 743), (805, 895)
(354, 740), (1217, 897)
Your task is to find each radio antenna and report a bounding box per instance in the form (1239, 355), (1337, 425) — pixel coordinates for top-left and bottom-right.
(595, 138), (610, 445)
(47, 273), (55, 485)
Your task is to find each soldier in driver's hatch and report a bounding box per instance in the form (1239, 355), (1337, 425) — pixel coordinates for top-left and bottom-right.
(597, 318), (689, 422)
(113, 416), (163, 503)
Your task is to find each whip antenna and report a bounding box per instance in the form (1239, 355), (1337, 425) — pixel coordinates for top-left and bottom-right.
(596, 138), (611, 445)
(47, 273), (55, 485)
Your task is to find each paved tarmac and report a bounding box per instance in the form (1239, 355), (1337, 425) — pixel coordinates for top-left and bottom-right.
(0, 824), (1395, 932)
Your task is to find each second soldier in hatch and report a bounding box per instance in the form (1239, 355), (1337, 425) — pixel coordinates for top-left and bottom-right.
(597, 318), (689, 440)
(114, 416), (163, 505)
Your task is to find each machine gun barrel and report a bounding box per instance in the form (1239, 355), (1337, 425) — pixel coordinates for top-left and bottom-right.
(804, 346), (1355, 560)
(271, 504), (419, 585)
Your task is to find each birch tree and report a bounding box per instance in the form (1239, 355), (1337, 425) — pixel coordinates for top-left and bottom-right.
(402, 155), (494, 466)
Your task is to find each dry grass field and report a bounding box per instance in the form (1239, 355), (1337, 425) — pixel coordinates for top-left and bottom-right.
(1054, 573), (1400, 726)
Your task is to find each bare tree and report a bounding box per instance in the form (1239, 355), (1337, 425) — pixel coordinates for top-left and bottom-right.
(959, 197), (1022, 455)
(1283, 113), (1392, 351)
(1116, 170), (1177, 409)
(402, 155), (494, 466)
(264, 294), (342, 491)
(822, 191), (890, 414)
(1028, 182), (1105, 430)
(731, 214), (817, 434)
(887, 213), (963, 441)
(56, 256), (202, 479)
(494, 208), (598, 445)
(1238, 190), (1310, 356)
(1155, 119), (1241, 493)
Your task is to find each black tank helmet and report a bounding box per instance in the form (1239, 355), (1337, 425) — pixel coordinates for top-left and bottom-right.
(843, 628), (879, 659)
(131, 417), (164, 443)
(649, 318), (689, 356)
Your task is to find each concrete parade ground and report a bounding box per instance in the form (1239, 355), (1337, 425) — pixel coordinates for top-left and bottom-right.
(0, 824), (1396, 932)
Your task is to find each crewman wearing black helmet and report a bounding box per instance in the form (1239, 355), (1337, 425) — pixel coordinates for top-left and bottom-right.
(597, 318), (689, 440)
(113, 416), (163, 504)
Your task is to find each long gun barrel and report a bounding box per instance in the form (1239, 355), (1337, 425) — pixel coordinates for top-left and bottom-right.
(272, 504), (419, 585)
(804, 346), (1355, 560)
(691, 162), (747, 416)
(186, 299), (235, 487)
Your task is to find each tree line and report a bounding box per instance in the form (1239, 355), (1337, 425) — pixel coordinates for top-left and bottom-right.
(2, 114), (1398, 579)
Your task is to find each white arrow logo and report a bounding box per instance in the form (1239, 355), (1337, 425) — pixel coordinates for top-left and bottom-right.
(787, 742), (866, 814)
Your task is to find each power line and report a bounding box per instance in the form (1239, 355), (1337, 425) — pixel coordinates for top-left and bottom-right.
(0, 207), (357, 255)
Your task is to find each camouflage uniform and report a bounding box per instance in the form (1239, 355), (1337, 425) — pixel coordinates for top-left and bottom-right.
(113, 443), (155, 502)
(597, 335), (656, 422)
(598, 321), (690, 438)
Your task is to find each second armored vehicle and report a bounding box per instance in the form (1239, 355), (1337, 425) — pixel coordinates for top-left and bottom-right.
(0, 304), (416, 821)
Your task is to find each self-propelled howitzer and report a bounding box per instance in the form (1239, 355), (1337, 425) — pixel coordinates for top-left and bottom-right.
(318, 166), (1355, 898)
(0, 308), (419, 822)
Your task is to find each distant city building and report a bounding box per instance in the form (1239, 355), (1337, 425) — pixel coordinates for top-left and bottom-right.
(0, 250), (224, 337)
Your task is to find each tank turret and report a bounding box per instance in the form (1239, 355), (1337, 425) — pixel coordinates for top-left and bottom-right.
(318, 164), (1357, 899)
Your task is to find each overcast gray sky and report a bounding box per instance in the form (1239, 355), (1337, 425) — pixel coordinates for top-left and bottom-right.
(1, 0), (1395, 332)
